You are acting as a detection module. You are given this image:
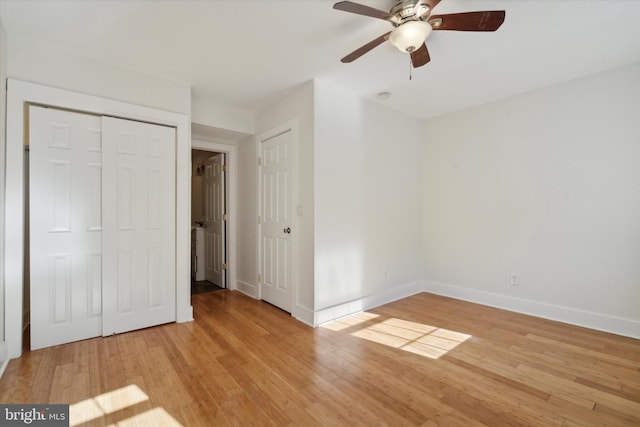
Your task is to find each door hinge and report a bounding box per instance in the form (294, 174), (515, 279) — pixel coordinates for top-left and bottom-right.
(258, 157), (263, 166)
(223, 213), (228, 221)
(222, 164), (227, 172)
(222, 263), (228, 270)
(258, 215), (262, 224)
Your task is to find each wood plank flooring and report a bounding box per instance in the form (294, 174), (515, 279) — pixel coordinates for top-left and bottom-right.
(1, 291), (639, 426)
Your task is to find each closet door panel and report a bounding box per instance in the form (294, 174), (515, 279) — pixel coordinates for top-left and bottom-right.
(29, 106), (103, 350)
(102, 117), (176, 336)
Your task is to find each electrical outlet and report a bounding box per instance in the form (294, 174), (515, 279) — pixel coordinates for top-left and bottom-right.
(510, 274), (519, 286)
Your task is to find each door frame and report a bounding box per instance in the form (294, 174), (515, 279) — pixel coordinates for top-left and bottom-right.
(191, 139), (237, 292)
(4, 79), (193, 359)
(256, 120), (299, 312)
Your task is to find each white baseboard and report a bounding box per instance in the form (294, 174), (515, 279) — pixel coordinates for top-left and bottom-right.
(177, 305), (194, 323)
(313, 281), (425, 326)
(423, 280), (640, 339)
(293, 304), (315, 327)
(0, 341), (8, 378)
(236, 280), (258, 299)
(0, 359), (8, 379)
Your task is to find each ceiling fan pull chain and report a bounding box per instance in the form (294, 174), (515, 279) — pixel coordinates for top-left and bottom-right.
(409, 57), (413, 80)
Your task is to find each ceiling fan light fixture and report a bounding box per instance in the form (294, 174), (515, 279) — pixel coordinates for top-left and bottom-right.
(389, 21), (432, 53)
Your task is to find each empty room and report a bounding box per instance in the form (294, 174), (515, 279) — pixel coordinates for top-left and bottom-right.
(0, 1), (639, 425)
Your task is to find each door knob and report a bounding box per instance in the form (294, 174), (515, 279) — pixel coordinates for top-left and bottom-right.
(283, 227), (291, 234)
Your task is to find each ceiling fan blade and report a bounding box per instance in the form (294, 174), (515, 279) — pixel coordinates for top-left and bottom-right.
(341, 32), (391, 63)
(429, 11), (505, 31)
(410, 43), (431, 68)
(333, 1), (393, 21)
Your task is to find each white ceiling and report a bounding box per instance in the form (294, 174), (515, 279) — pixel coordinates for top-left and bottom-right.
(2, 0), (640, 121)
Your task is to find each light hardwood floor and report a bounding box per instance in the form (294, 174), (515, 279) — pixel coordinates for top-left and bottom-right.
(1, 291), (639, 426)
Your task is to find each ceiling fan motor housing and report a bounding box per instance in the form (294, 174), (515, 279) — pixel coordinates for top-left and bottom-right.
(390, 0), (430, 26)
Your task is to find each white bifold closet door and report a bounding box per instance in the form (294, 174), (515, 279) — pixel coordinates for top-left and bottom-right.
(29, 107), (103, 349)
(29, 106), (176, 350)
(101, 116), (176, 336)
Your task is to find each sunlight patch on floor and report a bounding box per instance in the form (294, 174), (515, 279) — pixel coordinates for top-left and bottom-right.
(351, 317), (472, 359)
(69, 384), (182, 426)
(319, 311), (380, 331)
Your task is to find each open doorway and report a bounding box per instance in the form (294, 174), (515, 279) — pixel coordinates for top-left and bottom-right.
(191, 149), (227, 295)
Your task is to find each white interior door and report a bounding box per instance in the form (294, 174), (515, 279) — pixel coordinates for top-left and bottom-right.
(259, 131), (292, 312)
(203, 154), (226, 287)
(29, 106), (103, 350)
(101, 117), (176, 335)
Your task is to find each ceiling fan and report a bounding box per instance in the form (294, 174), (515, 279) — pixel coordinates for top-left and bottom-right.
(334, 0), (505, 68)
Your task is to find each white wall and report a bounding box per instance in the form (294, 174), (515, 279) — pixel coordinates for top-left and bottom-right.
(8, 37), (190, 114)
(0, 18), (8, 371)
(237, 81), (315, 320)
(192, 92), (254, 135)
(421, 62), (640, 335)
(314, 80), (424, 313)
(236, 135), (258, 294)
